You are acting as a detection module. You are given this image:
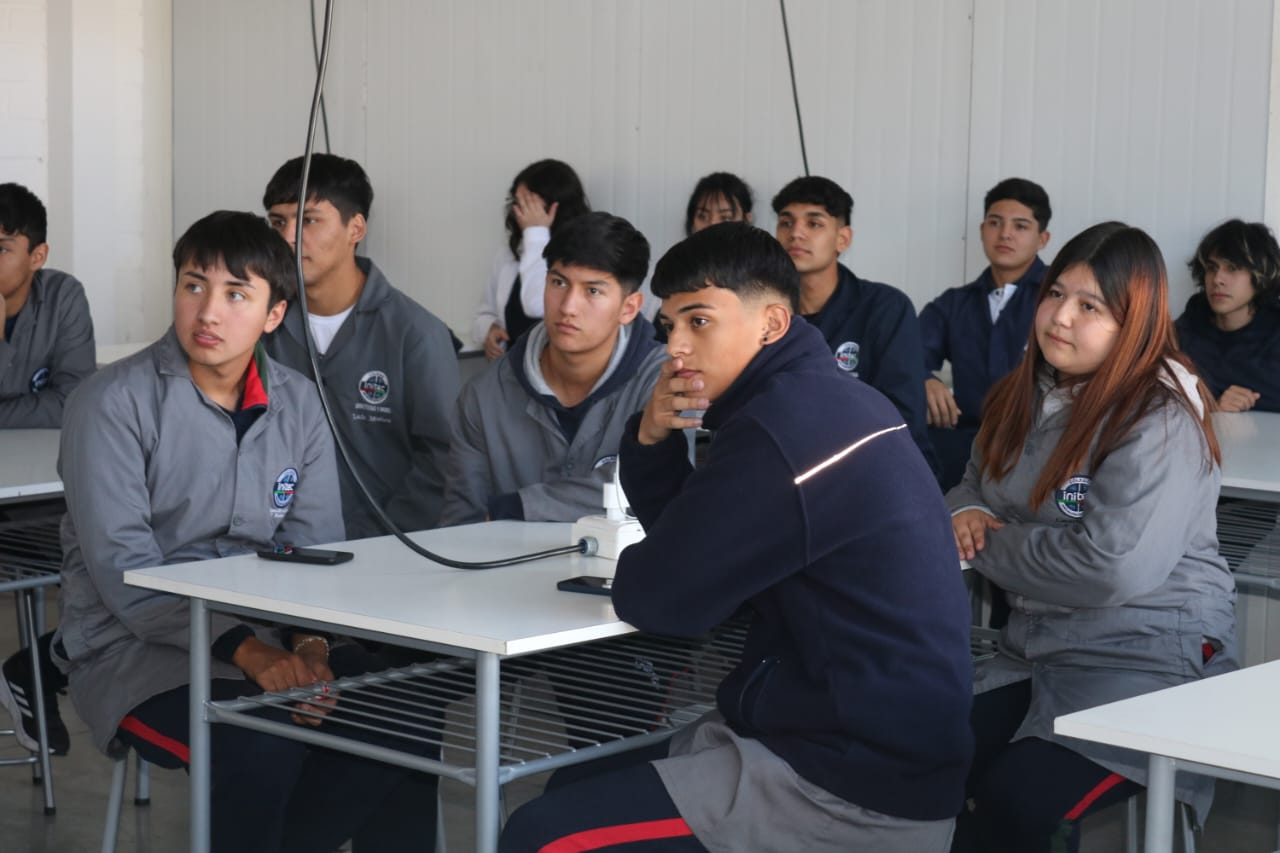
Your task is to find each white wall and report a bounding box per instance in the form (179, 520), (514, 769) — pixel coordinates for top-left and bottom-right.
(2, 0), (172, 346)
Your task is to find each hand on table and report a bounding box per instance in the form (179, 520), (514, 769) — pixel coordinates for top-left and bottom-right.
(1218, 385), (1260, 412)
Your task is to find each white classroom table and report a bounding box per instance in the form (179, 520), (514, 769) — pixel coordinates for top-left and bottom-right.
(1216, 411), (1280, 502)
(124, 521), (639, 853)
(0, 429), (61, 504)
(1056, 660), (1280, 852)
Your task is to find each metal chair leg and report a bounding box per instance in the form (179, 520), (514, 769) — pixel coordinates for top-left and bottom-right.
(101, 756), (127, 853)
(22, 591), (55, 814)
(134, 754), (151, 806)
(1125, 794), (1139, 853)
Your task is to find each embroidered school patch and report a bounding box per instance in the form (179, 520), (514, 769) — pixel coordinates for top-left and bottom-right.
(357, 370), (390, 405)
(834, 341), (860, 373)
(272, 468), (299, 510)
(29, 367), (50, 392)
(1055, 476), (1090, 518)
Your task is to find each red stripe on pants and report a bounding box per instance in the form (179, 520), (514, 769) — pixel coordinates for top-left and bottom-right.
(539, 817), (695, 852)
(1063, 772), (1127, 821)
(119, 714), (190, 764)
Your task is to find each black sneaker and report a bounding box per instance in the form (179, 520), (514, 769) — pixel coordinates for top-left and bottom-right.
(0, 650), (70, 755)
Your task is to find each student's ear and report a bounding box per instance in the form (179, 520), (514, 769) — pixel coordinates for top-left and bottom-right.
(760, 302), (791, 346)
(618, 289), (644, 325)
(744, 211), (754, 225)
(1038, 229), (1051, 251)
(837, 225), (853, 254)
(263, 300), (288, 334)
(346, 213), (367, 246)
(28, 242), (49, 272)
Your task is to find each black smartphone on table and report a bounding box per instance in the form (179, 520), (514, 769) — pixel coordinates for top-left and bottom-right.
(257, 546), (354, 565)
(556, 575), (614, 596)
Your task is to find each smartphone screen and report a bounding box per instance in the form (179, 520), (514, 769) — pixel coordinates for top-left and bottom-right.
(556, 575), (614, 596)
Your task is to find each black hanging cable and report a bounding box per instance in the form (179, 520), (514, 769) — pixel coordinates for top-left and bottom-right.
(293, 0), (593, 568)
(779, 0), (810, 176)
(309, 0), (332, 154)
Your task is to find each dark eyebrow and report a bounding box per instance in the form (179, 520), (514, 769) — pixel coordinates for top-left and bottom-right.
(183, 269), (255, 288)
(677, 302), (716, 314)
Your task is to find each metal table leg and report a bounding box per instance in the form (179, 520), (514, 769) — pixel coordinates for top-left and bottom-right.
(189, 598), (211, 853)
(475, 652), (500, 853)
(1143, 754), (1176, 852)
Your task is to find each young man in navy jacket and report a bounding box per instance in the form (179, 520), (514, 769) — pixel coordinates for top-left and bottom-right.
(920, 178), (1051, 490)
(772, 175), (937, 476)
(501, 223), (974, 853)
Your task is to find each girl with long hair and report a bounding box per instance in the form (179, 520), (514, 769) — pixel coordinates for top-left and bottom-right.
(947, 222), (1237, 852)
(472, 159), (590, 360)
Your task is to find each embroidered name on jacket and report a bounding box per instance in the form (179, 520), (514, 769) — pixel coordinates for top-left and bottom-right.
(1055, 475), (1090, 518)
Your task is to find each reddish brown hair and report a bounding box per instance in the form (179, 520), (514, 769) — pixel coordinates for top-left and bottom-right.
(977, 221), (1220, 509)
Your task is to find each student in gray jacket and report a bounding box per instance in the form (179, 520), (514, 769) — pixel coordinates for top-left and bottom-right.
(441, 211), (664, 525)
(0, 182), (95, 428)
(0, 182), (94, 757)
(52, 211), (435, 853)
(947, 223), (1236, 853)
(263, 154), (460, 538)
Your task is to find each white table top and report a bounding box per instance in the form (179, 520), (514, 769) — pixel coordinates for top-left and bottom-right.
(0, 429), (62, 502)
(1055, 660), (1280, 781)
(124, 521), (633, 656)
(96, 341), (150, 366)
(1216, 411), (1280, 499)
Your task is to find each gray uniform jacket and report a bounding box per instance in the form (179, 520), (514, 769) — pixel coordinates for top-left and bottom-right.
(264, 258), (460, 538)
(440, 318), (665, 525)
(946, 361), (1237, 822)
(52, 330), (343, 752)
(0, 268), (95, 427)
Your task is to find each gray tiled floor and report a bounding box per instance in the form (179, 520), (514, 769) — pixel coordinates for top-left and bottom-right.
(2, 590), (1278, 852)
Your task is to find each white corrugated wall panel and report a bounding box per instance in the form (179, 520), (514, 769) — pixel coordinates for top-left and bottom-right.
(968, 0), (1274, 310)
(172, 0), (976, 337)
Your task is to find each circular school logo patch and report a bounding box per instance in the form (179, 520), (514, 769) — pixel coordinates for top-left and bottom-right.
(592, 455), (618, 471)
(272, 468), (299, 510)
(834, 341), (860, 373)
(358, 370), (390, 405)
(1055, 476), (1091, 519)
(29, 367), (50, 393)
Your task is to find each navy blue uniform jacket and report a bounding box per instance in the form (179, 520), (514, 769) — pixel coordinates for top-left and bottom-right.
(919, 258), (1043, 427)
(613, 318), (974, 821)
(1176, 293), (1280, 412)
(802, 264), (936, 473)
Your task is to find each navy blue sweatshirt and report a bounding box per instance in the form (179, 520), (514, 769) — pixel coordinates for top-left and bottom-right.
(803, 264), (937, 475)
(919, 258), (1043, 426)
(1176, 293), (1280, 412)
(613, 318), (974, 822)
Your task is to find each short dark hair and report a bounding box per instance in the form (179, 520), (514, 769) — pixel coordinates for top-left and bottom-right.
(1189, 219), (1280, 307)
(684, 172), (754, 236)
(984, 178), (1052, 231)
(506, 159), (591, 259)
(172, 211), (298, 306)
(771, 176), (853, 225)
(262, 153), (374, 223)
(652, 222), (800, 313)
(542, 211), (650, 294)
(0, 183), (48, 248)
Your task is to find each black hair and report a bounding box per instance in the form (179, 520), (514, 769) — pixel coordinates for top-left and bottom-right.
(172, 211), (299, 306)
(262, 153), (374, 223)
(542, 211), (649, 294)
(652, 222), (800, 313)
(770, 176), (852, 225)
(1189, 219), (1280, 307)
(506, 159), (591, 259)
(984, 177), (1052, 231)
(0, 183), (48, 248)
(684, 172), (754, 236)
